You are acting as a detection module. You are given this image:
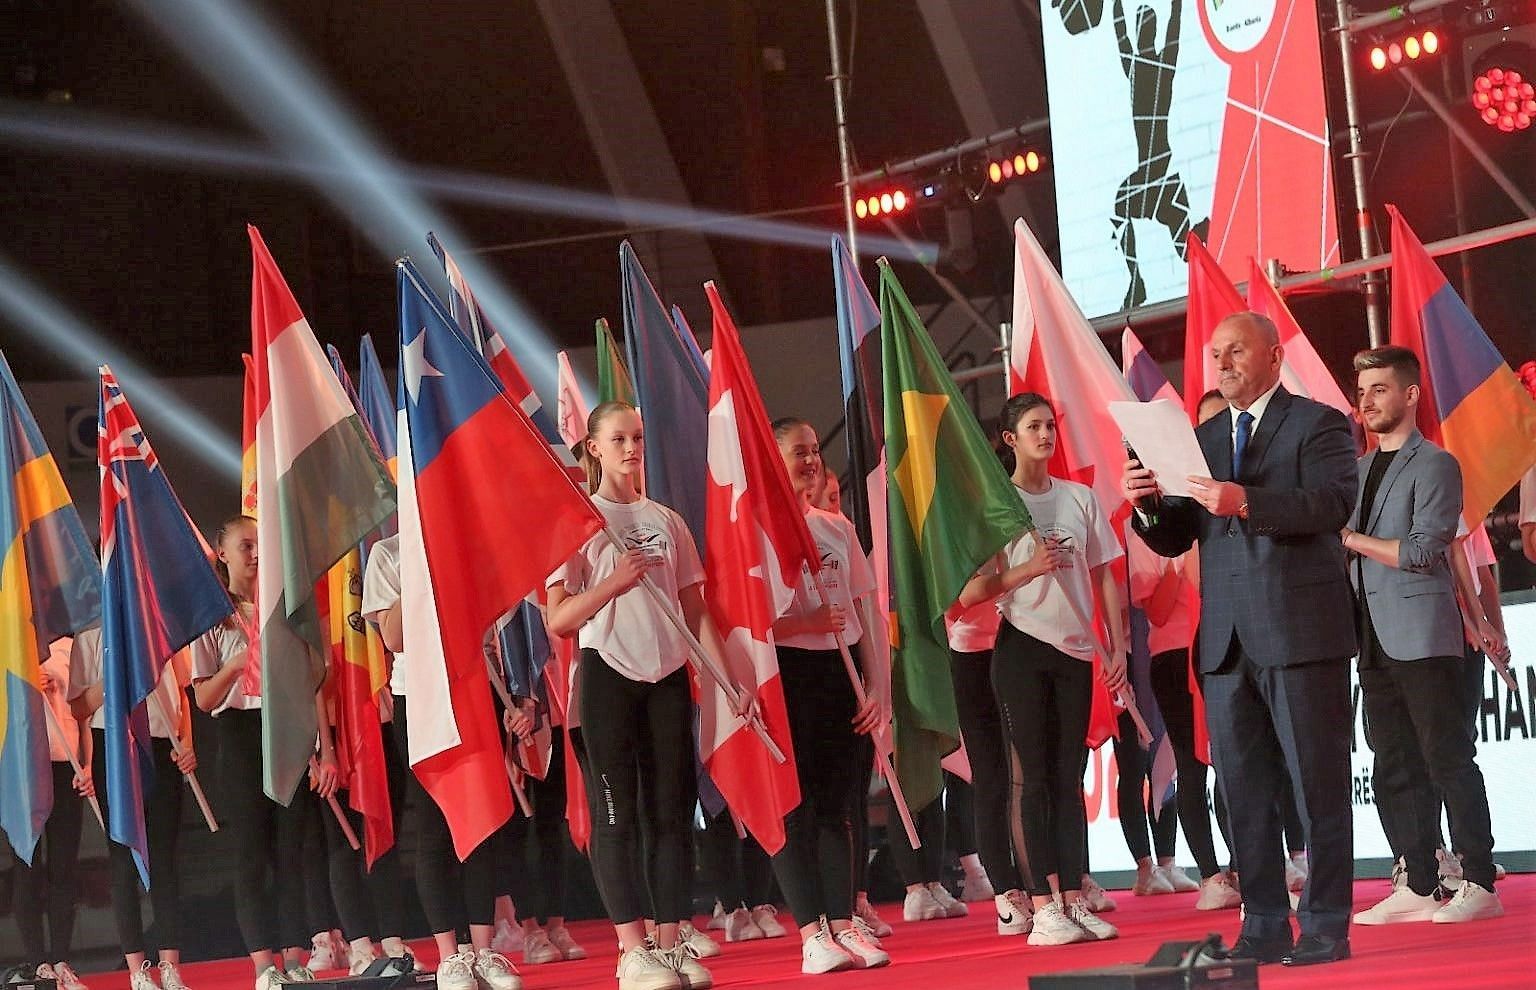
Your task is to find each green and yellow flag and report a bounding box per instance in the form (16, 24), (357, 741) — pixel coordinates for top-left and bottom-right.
(595, 318), (635, 405)
(879, 261), (1032, 811)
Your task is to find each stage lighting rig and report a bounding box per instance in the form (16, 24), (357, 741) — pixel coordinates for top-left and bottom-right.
(1366, 26), (1442, 71)
(853, 145), (1047, 224)
(1462, 0), (1536, 133)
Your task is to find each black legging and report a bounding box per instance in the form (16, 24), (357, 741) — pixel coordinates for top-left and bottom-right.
(1146, 649), (1222, 878)
(577, 654), (695, 926)
(500, 727), (574, 924)
(13, 760), (84, 959)
(1114, 710), (1177, 862)
(944, 773), (977, 858)
(389, 695), (496, 936)
(699, 806), (773, 910)
(992, 622), (1092, 897)
(949, 648), (1025, 893)
(90, 731), (183, 957)
(216, 710), (330, 952)
(888, 786), (945, 885)
(770, 646), (860, 928)
(322, 786), (406, 942)
(851, 737), (874, 895)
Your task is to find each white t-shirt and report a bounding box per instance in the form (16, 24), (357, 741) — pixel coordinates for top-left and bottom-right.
(361, 534), (408, 696)
(987, 479), (1123, 662)
(777, 508), (878, 652)
(65, 625), (180, 737)
(1521, 465), (1536, 526)
(190, 606), (261, 715)
(946, 600), (1002, 654)
(548, 494), (704, 683)
(44, 637), (81, 761)
(1125, 529), (1195, 657)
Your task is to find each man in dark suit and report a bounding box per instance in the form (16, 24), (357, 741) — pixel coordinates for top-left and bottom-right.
(1122, 312), (1358, 966)
(1342, 345), (1503, 926)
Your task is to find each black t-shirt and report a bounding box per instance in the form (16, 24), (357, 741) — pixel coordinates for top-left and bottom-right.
(1356, 448), (1398, 665)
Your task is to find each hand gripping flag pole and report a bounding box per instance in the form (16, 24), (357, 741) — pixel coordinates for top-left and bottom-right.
(40, 703), (104, 831)
(146, 691), (217, 832)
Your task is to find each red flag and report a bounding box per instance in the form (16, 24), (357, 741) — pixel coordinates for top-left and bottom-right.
(1245, 260), (1353, 418)
(701, 282), (807, 854)
(1182, 235), (1248, 419)
(545, 636), (590, 852)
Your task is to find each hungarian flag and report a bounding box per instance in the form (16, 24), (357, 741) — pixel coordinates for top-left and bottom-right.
(1388, 205), (1536, 527)
(240, 354), (258, 516)
(595, 318), (635, 406)
(1182, 234), (1249, 420)
(1245, 260), (1354, 418)
(0, 350), (101, 863)
(248, 225), (397, 804)
(98, 367), (234, 887)
(880, 261), (1033, 811)
(1008, 217), (1127, 748)
(556, 351), (590, 448)
(396, 260), (603, 858)
(700, 282), (807, 854)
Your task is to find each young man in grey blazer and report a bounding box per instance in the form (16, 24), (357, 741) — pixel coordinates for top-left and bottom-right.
(1341, 345), (1503, 925)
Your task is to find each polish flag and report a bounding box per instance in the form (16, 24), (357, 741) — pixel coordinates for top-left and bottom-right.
(1245, 260), (1353, 418)
(700, 282), (807, 854)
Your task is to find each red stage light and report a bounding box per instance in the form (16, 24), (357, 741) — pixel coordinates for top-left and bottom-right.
(868, 196), (882, 216)
(1013, 154), (1027, 175)
(988, 161), (1003, 184)
(893, 190), (908, 211)
(880, 193), (894, 213)
(1474, 67), (1535, 130)
(1423, 30), (1438, 54)
(1370, 46), (1388, 70)
(1026, 151), (1041, 171)
(1389, 42), (1404, 63)
(1002, 158), (1016, 179)
(1406, 36), (1421, 59)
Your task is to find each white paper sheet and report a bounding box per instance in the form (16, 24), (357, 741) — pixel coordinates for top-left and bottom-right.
(1108, 399), (1213, 499)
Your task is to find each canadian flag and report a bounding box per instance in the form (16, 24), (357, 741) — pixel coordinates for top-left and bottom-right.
(699, 282), (808, 855)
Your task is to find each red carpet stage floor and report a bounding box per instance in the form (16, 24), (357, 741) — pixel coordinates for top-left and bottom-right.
(77, 875), (1536, 990)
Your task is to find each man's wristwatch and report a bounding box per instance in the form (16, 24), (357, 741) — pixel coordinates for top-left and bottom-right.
(1237, 501), (1250, 520)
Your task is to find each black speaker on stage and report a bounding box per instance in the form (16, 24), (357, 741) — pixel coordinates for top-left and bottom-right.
(302, 955), (436, 990)
(1028, 935), (1259, 990)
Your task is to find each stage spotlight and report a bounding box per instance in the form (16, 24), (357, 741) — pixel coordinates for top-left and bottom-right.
(855, 197), (868, 219)
(1389, 41), (1404, 63)
(1371, 45), (1389, 69)
(1025, 150), (1042, 172)
(988, 161), (1004, 183)
(893, 190), (907, 211)
(1472, 63), (1535, 131)
(1369, 28), (1446, 71)
(1406, 35), (1422, 58)
(1423, 30), (1439, 54)
(854, 187), (911, 222)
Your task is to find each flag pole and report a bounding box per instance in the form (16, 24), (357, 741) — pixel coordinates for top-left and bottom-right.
(310, 757), (361, 850)
(42, 700), (104, 831)
(147, 692), (218, 833)
(801, 565), (921, 849)
(600, 527), (788, 765)
(481, 653), (537, 818)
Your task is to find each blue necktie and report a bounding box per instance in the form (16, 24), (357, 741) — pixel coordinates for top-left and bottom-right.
(1233, 410), (1254, 478)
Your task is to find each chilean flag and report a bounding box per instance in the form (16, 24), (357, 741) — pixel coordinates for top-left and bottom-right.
(701, 282), (806, 854)
(1388, 205), (1536, 528)
(98, 367), (233, 887)
(396, 260), (603, 858)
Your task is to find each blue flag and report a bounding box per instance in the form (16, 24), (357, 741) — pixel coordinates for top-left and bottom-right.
(99, 367), (233, 887)
(620, 242), (709, 544)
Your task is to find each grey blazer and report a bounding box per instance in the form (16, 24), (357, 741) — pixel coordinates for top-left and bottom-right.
(1135, 387), (1359, 671)
(1347, 430), (1465, 662)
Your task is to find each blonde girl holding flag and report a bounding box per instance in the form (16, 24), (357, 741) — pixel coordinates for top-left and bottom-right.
(959, 393), (1129, 947)
(545, 400), (718, 990)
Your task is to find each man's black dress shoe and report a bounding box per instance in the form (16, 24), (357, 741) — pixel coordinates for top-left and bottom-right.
(1215, 933), (1293, 964)
(1282, 934), (1351, 966)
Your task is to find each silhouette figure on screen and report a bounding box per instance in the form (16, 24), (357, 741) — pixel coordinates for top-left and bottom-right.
(1110, 0), (1209, 310)
(1054, 0), (1105, 34)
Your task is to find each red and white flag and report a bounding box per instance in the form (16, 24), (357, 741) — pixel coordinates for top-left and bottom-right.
(1245, 260), (1353, 417)
(1182, 234), (1248, 420)
(701, 282), (807, 855)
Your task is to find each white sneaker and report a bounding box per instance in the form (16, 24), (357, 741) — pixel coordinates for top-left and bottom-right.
(1133, 862), (1175, 895)
(706, 900), (728, 932)
(1433, 882), (1504, 923)
(1495, 862), (1507, 881)
(157, 961), (189, 990)
(1437, 847), (1465, 891)
(1354, 886), (1441, 925)
(521, 930), (561, 965)
(677, 922), (720, 959)
(615, 946), (681, 990)
(1027, 901), (1091, 946)
(52, 963), (84, 990)
(1196, 872), (1242, 911)
(253, 966), (287, 990)
(308, 933), (342, 973)
(658, 944), (712, 989)
(346, 943), (378, 977)
(902, 886), (946, 921)
(995, 890), (1033, 936)
(961, 872), (996, 902)
(490, 919), (523, 956)
(928, 882), (968, 917)
(750, 904), (787, 939)
(546, 925), (586, 960)
(834, 926), (890, 969)
(854, 899), (892, 939)
(471, 948), (521, 990)
(850, 915), (884, 947)
(331, 931), (352, 971)
(282, 966), (313, 983)
(34, 965), (58, 982)
(1068, 900), (1118, 940)
(1284, 855), (1308, 893)
(1080, 875), (1117, 913)
(131, 962), (160, 990)
(1158, 864), (1200, 893)
(800, 927), (855, 975)
(722, 907), (763, 942)
(1390, 857), (1407, 889)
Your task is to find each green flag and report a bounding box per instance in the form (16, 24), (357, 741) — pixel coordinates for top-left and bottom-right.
(595, 317), (635, 405)
(879, 260), (1032, 811)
